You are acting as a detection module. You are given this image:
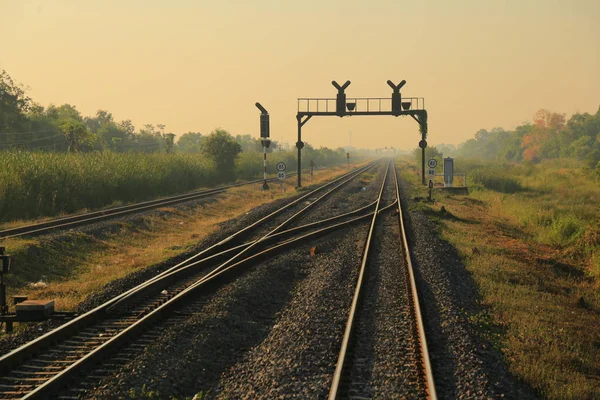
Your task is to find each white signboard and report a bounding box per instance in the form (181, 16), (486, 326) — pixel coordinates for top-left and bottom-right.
(428, 168), (436, 176)
(277, 171), (286, 180)
(427, 158), (438, 169)
(276, 162), (287, 171)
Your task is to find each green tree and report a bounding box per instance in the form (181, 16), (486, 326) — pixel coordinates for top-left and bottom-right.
(60, 121), (89, 152)
(177, 132), (204, 153)
(202, 129), (242, 180)
(0, 69), (31, 146)
(164, 133), (175, 153)
(413, 145), (443, 162)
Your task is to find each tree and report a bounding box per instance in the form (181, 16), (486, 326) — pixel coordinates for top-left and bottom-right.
(164, 133), (175, 153)
(177, 132), (204, 153)
(60, 121), (89, 152)
(202, 129), (242, 180)
(413, 146), (443, 162)
(0, 69), (31, 134)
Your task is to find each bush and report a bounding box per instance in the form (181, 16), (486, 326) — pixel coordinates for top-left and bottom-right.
(549, 214), (584, 246)
(469, 169), (523, 194)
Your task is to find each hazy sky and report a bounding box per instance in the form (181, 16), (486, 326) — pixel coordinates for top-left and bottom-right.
(2, 0), (599, 150)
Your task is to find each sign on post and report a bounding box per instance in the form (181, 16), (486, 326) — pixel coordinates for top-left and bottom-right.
(276, 162), (286, 172)
(428, 168), (436, 176)
(277, 171), (286, 180)
(427, 158), (438, 169)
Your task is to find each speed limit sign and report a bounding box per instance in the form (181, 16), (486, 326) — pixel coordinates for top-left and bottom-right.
(277, 171), (286, 180)
(276, 162), (286, 172)
(427, 159), (438, 169)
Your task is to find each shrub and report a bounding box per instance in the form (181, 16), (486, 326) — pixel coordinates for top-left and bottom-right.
(469, 169), (523, 193)
(546, 214), (585, 247)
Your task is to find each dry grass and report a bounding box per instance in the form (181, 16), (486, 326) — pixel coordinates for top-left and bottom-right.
(2, 164), (359, 314)
(396, 157), (600, 399)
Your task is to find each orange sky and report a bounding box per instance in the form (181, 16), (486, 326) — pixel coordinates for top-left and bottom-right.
(2, 0), (599, 150)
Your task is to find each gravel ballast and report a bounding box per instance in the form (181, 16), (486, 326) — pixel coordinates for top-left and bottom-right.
(1, 162), (540, 399)
(398, 176), (539, 399)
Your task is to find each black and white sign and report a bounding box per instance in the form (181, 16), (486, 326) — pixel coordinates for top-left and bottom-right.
(427, 158), (438, 169)
(277, 171), (286, 180)
(428, 168), (436, 176)
(276, 162), (286, 171)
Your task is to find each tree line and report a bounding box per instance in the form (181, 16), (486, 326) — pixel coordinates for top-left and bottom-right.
(0, 69), (337, 158)
(432, 108), (600, 174)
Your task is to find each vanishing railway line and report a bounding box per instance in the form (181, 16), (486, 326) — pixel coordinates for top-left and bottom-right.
(0, 159), (438, 399)
(328, 160), (436, 399)
(0, 161), (380, 399)
(0, 173), (303, 240)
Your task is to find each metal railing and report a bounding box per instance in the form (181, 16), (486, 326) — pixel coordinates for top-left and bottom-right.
(297, 97), (425, 113)
(430, 173), (467, 187)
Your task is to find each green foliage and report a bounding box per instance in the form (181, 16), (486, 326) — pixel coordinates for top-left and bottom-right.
(469, 168), (523, 194)
(0, 69), (31, 134)
(234, 145), (347, 181)
(0, 145), (351, 221)
(444, 107), (600, 169)
(412, 145), (443, 163)
(201, 129), (242, 181)
(548, 214), (584, 246)
(176, 132), (204, 153)
(0, 151), (218, 221)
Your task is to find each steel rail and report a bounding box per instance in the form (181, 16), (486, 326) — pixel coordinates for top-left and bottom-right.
(106, 199), (382, 314)
(14, 167), (391, 399)
(328, 159), (391, 399)
(0, 161), (382, 398)
(0, 162), (375, 373)
(0, 171), (308, 240)
(105, 161), (378, 312)
(25, 203), (398, 399)
(393, 161), (438, 399)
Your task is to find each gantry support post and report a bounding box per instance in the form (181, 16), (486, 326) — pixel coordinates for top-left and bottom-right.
(410, 110), (429, 185)
(297, 116), (302, 188)
(422, 146), (426, 185)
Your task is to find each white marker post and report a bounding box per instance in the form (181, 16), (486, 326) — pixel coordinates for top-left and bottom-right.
(277, 162), (286, 193)
(427, 158), (437, 200)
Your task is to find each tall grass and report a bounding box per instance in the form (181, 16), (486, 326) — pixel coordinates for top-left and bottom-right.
(460, 161), (524, 193)
(0, 148), (351, 222)
(0, 151), (219, 221)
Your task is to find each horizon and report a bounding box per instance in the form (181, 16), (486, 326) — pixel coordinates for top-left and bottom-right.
(2, 0), (599, 150)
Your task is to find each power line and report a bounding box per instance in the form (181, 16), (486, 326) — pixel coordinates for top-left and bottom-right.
(0, 133), (63, 146)
(0, 128), (58, 135)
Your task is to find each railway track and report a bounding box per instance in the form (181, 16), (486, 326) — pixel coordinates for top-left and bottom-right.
(0, 161), (380, 399)
(328, 159), (437, 399)
(0, 172), (305, 240)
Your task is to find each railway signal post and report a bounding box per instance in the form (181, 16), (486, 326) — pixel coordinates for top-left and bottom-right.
(255, 102), (271, 190)
(295, 79), (429, 187)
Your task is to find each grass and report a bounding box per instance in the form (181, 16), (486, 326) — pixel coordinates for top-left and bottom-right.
(397, 156), (600, 399)
(0, 164), (360, 316)
(0, 149), (351, 223)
